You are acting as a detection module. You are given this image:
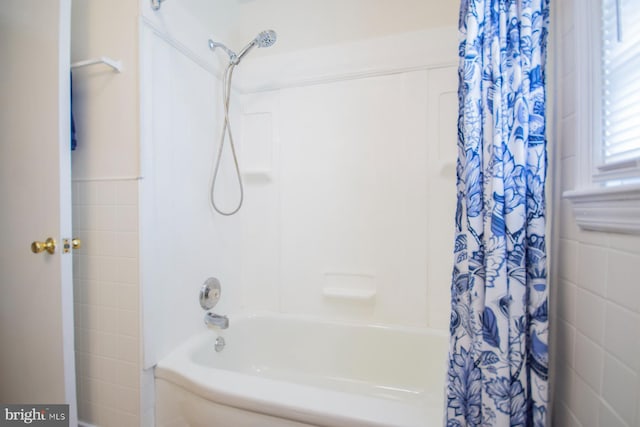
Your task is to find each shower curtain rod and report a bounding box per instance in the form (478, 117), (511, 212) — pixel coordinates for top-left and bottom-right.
(151, 0), (166, 11)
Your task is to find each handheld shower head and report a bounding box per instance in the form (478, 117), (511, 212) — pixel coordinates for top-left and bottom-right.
(208, 30), (277, 65)
(255, 30), (277, 48)
(235, 30), (277, 64)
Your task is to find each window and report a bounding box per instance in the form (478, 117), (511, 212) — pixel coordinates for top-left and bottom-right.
(597, 0), (640, 183)
(563, 0), (640, 234)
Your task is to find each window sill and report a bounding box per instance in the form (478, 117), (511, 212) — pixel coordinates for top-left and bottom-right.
(563, 184), (640, 234)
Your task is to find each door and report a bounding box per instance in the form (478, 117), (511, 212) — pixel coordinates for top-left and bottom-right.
(0, 0), (77, 423)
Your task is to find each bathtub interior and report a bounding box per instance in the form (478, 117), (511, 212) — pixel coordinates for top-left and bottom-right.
(156, 313), (449, 427)
(190, 314), (448, 403)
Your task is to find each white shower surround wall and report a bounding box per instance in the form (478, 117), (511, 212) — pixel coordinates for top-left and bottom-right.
(140, 1), (458, 369)
(155, 313), (448, 427)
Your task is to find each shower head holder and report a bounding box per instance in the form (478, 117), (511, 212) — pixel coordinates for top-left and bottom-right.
(208, 40), (239, 64)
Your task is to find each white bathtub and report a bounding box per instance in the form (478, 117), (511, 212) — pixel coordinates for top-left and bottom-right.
(155, 313), (447, 427)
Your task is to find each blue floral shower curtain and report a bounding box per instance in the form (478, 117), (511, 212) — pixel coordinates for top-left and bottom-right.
(445, 1), (550, 426)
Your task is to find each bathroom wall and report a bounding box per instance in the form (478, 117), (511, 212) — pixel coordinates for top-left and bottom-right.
(552, 2), (640, 426)
(71, 0), (141, 425)
(140, 0), (460, 368)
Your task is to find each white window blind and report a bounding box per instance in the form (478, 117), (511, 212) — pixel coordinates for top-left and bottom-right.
(600, 0), (640, 181)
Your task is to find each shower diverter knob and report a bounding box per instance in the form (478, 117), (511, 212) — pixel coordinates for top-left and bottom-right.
(199, 277), (222, 310)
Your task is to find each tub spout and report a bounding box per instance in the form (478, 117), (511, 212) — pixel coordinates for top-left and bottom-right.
(205, 312), (229, 329)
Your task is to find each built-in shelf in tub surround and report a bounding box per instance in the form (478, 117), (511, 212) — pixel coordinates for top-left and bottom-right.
(322, 273), (376, 302)
(322, 287), (376, 301)
(241, 112), (273, 180)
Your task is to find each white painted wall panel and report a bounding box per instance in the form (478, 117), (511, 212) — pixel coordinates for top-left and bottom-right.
(238, 65), (458, 328)
(426, 67), (458, 330)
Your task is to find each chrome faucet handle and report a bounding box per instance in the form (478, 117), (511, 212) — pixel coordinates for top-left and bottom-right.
(200, 277), (221, 310)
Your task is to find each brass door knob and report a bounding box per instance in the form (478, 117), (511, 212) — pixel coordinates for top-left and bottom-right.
(31, 238), (56, 254)
(72, 238), (81, 249)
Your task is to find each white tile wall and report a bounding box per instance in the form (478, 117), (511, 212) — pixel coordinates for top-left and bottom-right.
(553, 3), (640, 426)
(574, 332), (604, 391)
(576, 244), (608, 296)
(558, 279), (577, 323)
(73, 179), (140, 427)
(602, 354), (638, 425)
(600, 401), (629, 427)
(574, 375), (600, 427)
(557, 318), (576, 365)
(604, 302), (640, 372)
(575, 288), (605, 344)
(607, 252), (640, 312)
